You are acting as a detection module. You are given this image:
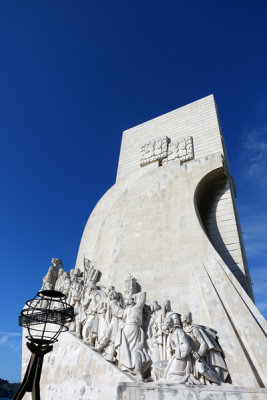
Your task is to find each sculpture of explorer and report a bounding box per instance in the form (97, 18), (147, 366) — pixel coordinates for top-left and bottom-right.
(163, 316), (199, 384)
(117, 292), (150, 381)
(181, 311), (229, 384)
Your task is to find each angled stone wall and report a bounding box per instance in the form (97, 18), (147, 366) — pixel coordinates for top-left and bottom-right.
(22, 331), (134, 400)
(117, 382), (267, 400)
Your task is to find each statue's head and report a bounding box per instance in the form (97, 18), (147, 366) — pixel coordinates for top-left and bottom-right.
(107, 285), (115, 294)
(162, 316), (174, 332)
(163, 299), (171, 312)
(181, 311), (192, 324)
(171, 313), (181, 327)
(109, 290), (118, 300)
(125, 297), (135, 307)
(51, 258), (62, 267)
(150, 300), (160, 312)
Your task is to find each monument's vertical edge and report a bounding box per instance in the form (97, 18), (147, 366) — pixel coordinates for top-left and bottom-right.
(212, 101), (254, 298)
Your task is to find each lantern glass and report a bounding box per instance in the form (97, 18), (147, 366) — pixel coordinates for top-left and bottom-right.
(19, 290), (73, 345)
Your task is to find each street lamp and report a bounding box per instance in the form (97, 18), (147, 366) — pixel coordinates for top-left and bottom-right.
(13, 290), (74, 400)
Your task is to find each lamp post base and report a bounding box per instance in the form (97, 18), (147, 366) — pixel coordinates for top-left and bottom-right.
(13, 342), (53, 400)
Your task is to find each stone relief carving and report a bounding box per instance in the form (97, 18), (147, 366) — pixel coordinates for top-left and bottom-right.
(162, 315), (198, 384)
(140, 136), (168, 166)
(179, 136), (194, 162)
(124, 273), (137, 300)
(41, 259), (230, 385)
(84, 258), (101, 283)
(41, 258), (62, 290)
(140, 136), (194, 167)
(181, 311), (228, 384)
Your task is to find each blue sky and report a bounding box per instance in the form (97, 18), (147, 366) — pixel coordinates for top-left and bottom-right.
(0, 0), (267, 382)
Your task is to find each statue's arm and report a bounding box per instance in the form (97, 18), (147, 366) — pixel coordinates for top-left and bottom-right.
(136, 292), (146, 308)
(193, 327), (208, 356)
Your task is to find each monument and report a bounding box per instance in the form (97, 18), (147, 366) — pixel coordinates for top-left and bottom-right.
(22, 95), (267, 399)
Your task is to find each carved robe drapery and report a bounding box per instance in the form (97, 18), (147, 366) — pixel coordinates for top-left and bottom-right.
(164, 327), (193, 383)
(117, 292), (149, 370)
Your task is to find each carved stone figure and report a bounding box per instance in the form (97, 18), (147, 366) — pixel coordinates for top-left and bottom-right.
(98, 289), (123, 361)
(38, 263), (231, 385)
(147, 301), (163, 362)
(69, 274), (83, 306)
(84, 258), (100, 284)
(162, 299), (173, 319)
(51, 258), (63, 268)
(163, 316), (197, 384)
(161, 299), (174, 360)
(54, 267), (65, 292)
(69, 274), (84, 337)
(41, 261), (59, 290)
(62, 272), (71, 296)
(82, 281), (104, 346)
(181, 311), (229, 384)
(96, 294), (108, 345)
(117, 292), (150, 381)
(69, 268), (75, 281)
(78, 284), (94, 339)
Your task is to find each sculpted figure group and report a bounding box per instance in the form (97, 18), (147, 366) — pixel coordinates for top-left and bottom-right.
(41, 258), (230, 384)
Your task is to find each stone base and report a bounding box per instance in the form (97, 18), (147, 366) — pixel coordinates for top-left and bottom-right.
(117, 383), (267, 400)
(22, 331), (134, 400)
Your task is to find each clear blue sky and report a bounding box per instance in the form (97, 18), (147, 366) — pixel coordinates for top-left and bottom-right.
(0, 0), (267, 382)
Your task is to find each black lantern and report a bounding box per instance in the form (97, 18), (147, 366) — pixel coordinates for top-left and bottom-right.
(13, 290), (74, 400)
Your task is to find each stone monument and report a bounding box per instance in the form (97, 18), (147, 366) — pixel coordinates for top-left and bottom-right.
(22, 95), (267, 399)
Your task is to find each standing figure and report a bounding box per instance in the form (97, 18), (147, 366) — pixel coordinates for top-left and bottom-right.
(98, 289), (123, 361)
(61, 272), (71, 297)
(69, 274), (84, 337)
(82, 281), (104, 346)
(41, 263), (59, 291)
(161, 299), (174, 360)
(117, 292), (150, 381)
(54, 267), (65, 292)
(148, 301), (163, 362)
(96, 295), (108, 345)
(84, 259), (101, 285)
(181, 311), (229, 384)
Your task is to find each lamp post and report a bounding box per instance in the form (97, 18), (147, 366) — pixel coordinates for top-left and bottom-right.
(13, 290), (74, 400)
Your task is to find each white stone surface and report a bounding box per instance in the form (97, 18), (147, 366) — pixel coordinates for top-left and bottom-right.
(116, 95), (224, 182)
(117, 382), (267, 400)
(21, 331), (134, 400)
